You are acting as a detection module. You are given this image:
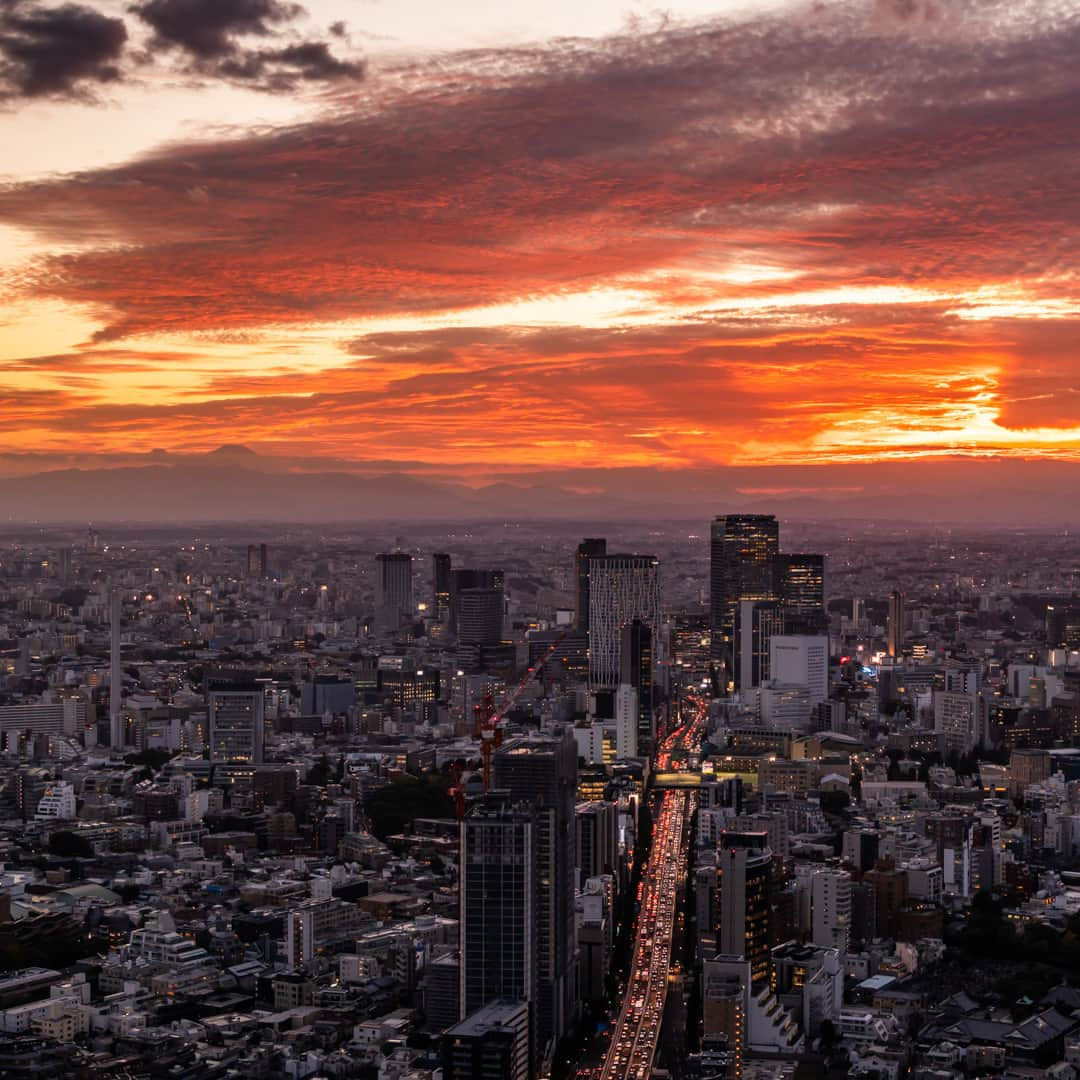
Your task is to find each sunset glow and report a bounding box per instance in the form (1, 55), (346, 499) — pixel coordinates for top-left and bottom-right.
(2, 0), (1079, 480)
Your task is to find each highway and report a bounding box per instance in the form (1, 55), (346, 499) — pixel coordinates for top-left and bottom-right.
(596, 697), (705, 1080)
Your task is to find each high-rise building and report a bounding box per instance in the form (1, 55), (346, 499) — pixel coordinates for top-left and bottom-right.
(208, 674), (265, 763)
(442, 1000), (531, 1080)
(735, 600), (785, 695)
(109, 590), (124, 749)
(588, 554), (660, 691)
(460, 796), (536, 1018)
(768, 635), (829, 707)
(710, 516), (780, 674)
(244, 542), (268, 578)
(614, 684), (639, 759)
(717, 831), (772, 986)
(492, 732), (578, 1053)
(433, 553), (452, 624)
(775, 553), (826, 632)
(376, 553), (414, 631)
(457, 587), (504, 646)
(887, 589), (906, 658)
(450, 568), (505, 638)
(810, 869), (851, 953)
(619, 619), (653, 745)
(575, 538), (607, 636)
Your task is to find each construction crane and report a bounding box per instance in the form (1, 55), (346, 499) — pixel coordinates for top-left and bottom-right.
(476, 627), (572, 791)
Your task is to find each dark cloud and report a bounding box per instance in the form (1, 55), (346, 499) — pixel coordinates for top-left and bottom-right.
(132, 0), (363, 89)
(0, 0), (127, 99)
(133, 0), (300, 58)
(216, 40), (363, 89)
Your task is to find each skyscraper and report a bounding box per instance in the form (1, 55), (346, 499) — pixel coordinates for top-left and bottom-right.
(735, 600), (785, 695)
(109, 589), (124, 749)
(208, 674), (265, 763)
(620, 619), (653, 746)
(711, 516), (780, 675)
(887, 589), (906, 658)
(588, 554), (660, 691)
(457, 587), (504, 646)
(450, 568), (504, 638)
(575, 538), (606, 636)
(492, 731), (578, 1054)
(460, 795), (536, 1018)
(717, 831), (772, 986)
(376, 552), (414, 631)
(433, 553), (452, 624)
(775, 553), (826, 632)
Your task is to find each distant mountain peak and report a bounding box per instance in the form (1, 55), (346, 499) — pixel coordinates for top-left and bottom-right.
(207, 444), (258, 457)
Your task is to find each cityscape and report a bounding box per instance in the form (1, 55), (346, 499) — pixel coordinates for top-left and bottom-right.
(1, 517), (1080, 1080)
(3, 0), (1080, 1078)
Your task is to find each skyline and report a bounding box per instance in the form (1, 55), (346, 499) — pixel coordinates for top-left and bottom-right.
(2, 0), (1079, 479)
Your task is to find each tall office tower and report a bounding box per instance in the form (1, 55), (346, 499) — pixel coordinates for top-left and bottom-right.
(492, 732), (578, 1055)
(588, 554), (660, 690)
(433, 553), (452, 623)
(710, 515), (780, 674)
(208, 674), (265, 763)
(259, 542), (268, 579)
(717, 831), (772, 986)
(376, 552), (414, 630)
(450, 568), (505, 637)
(457, 587), (504, 646)
(735, 600), (785, 694)
(246, 544), (259, 577)
(442, 1000), (531, 1080)
(109, 590), (124, 749)
(619, 619), (653, 746)
(58, 547), (72, 583)
(575, 538), (607, 635)
(769, 634), (829, 706)
(460, 796), (536, 1019)
(614, 684), (639, 759)
(810, 869), (852, 953)
(887, 589), (906, 658)
(776, 553), (826, 632)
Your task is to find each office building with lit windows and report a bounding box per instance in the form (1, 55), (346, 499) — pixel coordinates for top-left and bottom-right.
(588, 554), (660, 691)
(710, 515), (780, 673)
(208, 675), (265, 764)
(717, 831), (773, 986)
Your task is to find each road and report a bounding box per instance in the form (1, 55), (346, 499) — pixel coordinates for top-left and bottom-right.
(596, 697), (705, 1080)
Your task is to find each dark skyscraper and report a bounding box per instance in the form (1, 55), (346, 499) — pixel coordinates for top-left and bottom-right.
(717, 831), (772, 987)
(710, 515), (780, 674)
(450, 568), (505, 638)
(735, 599), (785, 694)
(620, 618), (654, 746)
(376, 552), (414, 630)
(433, 552), (452, 624)
(575, 538), (606, 636)
(492, 731), (578, 1056)
(776, 552), (826, 631)
(457, 587), (504, 646)
(460, 795), (536, 1019)
(887, 589), (906, 658)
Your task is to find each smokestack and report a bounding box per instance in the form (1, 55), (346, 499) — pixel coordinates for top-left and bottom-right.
(110, 590), (123, 749)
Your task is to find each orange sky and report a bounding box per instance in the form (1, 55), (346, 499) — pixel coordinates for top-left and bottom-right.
(1, 0), (1079, 479)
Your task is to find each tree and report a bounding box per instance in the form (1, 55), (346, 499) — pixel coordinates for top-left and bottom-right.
(125, 748), (174, 773)
(49, 830), (94, 858)
(364, 774), (455, 840)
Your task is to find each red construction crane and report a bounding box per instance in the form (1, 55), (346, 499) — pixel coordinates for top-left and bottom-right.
(477, 627), (571, 791)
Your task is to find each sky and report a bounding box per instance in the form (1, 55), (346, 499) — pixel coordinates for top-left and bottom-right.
(1, 0), (1079, 486)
